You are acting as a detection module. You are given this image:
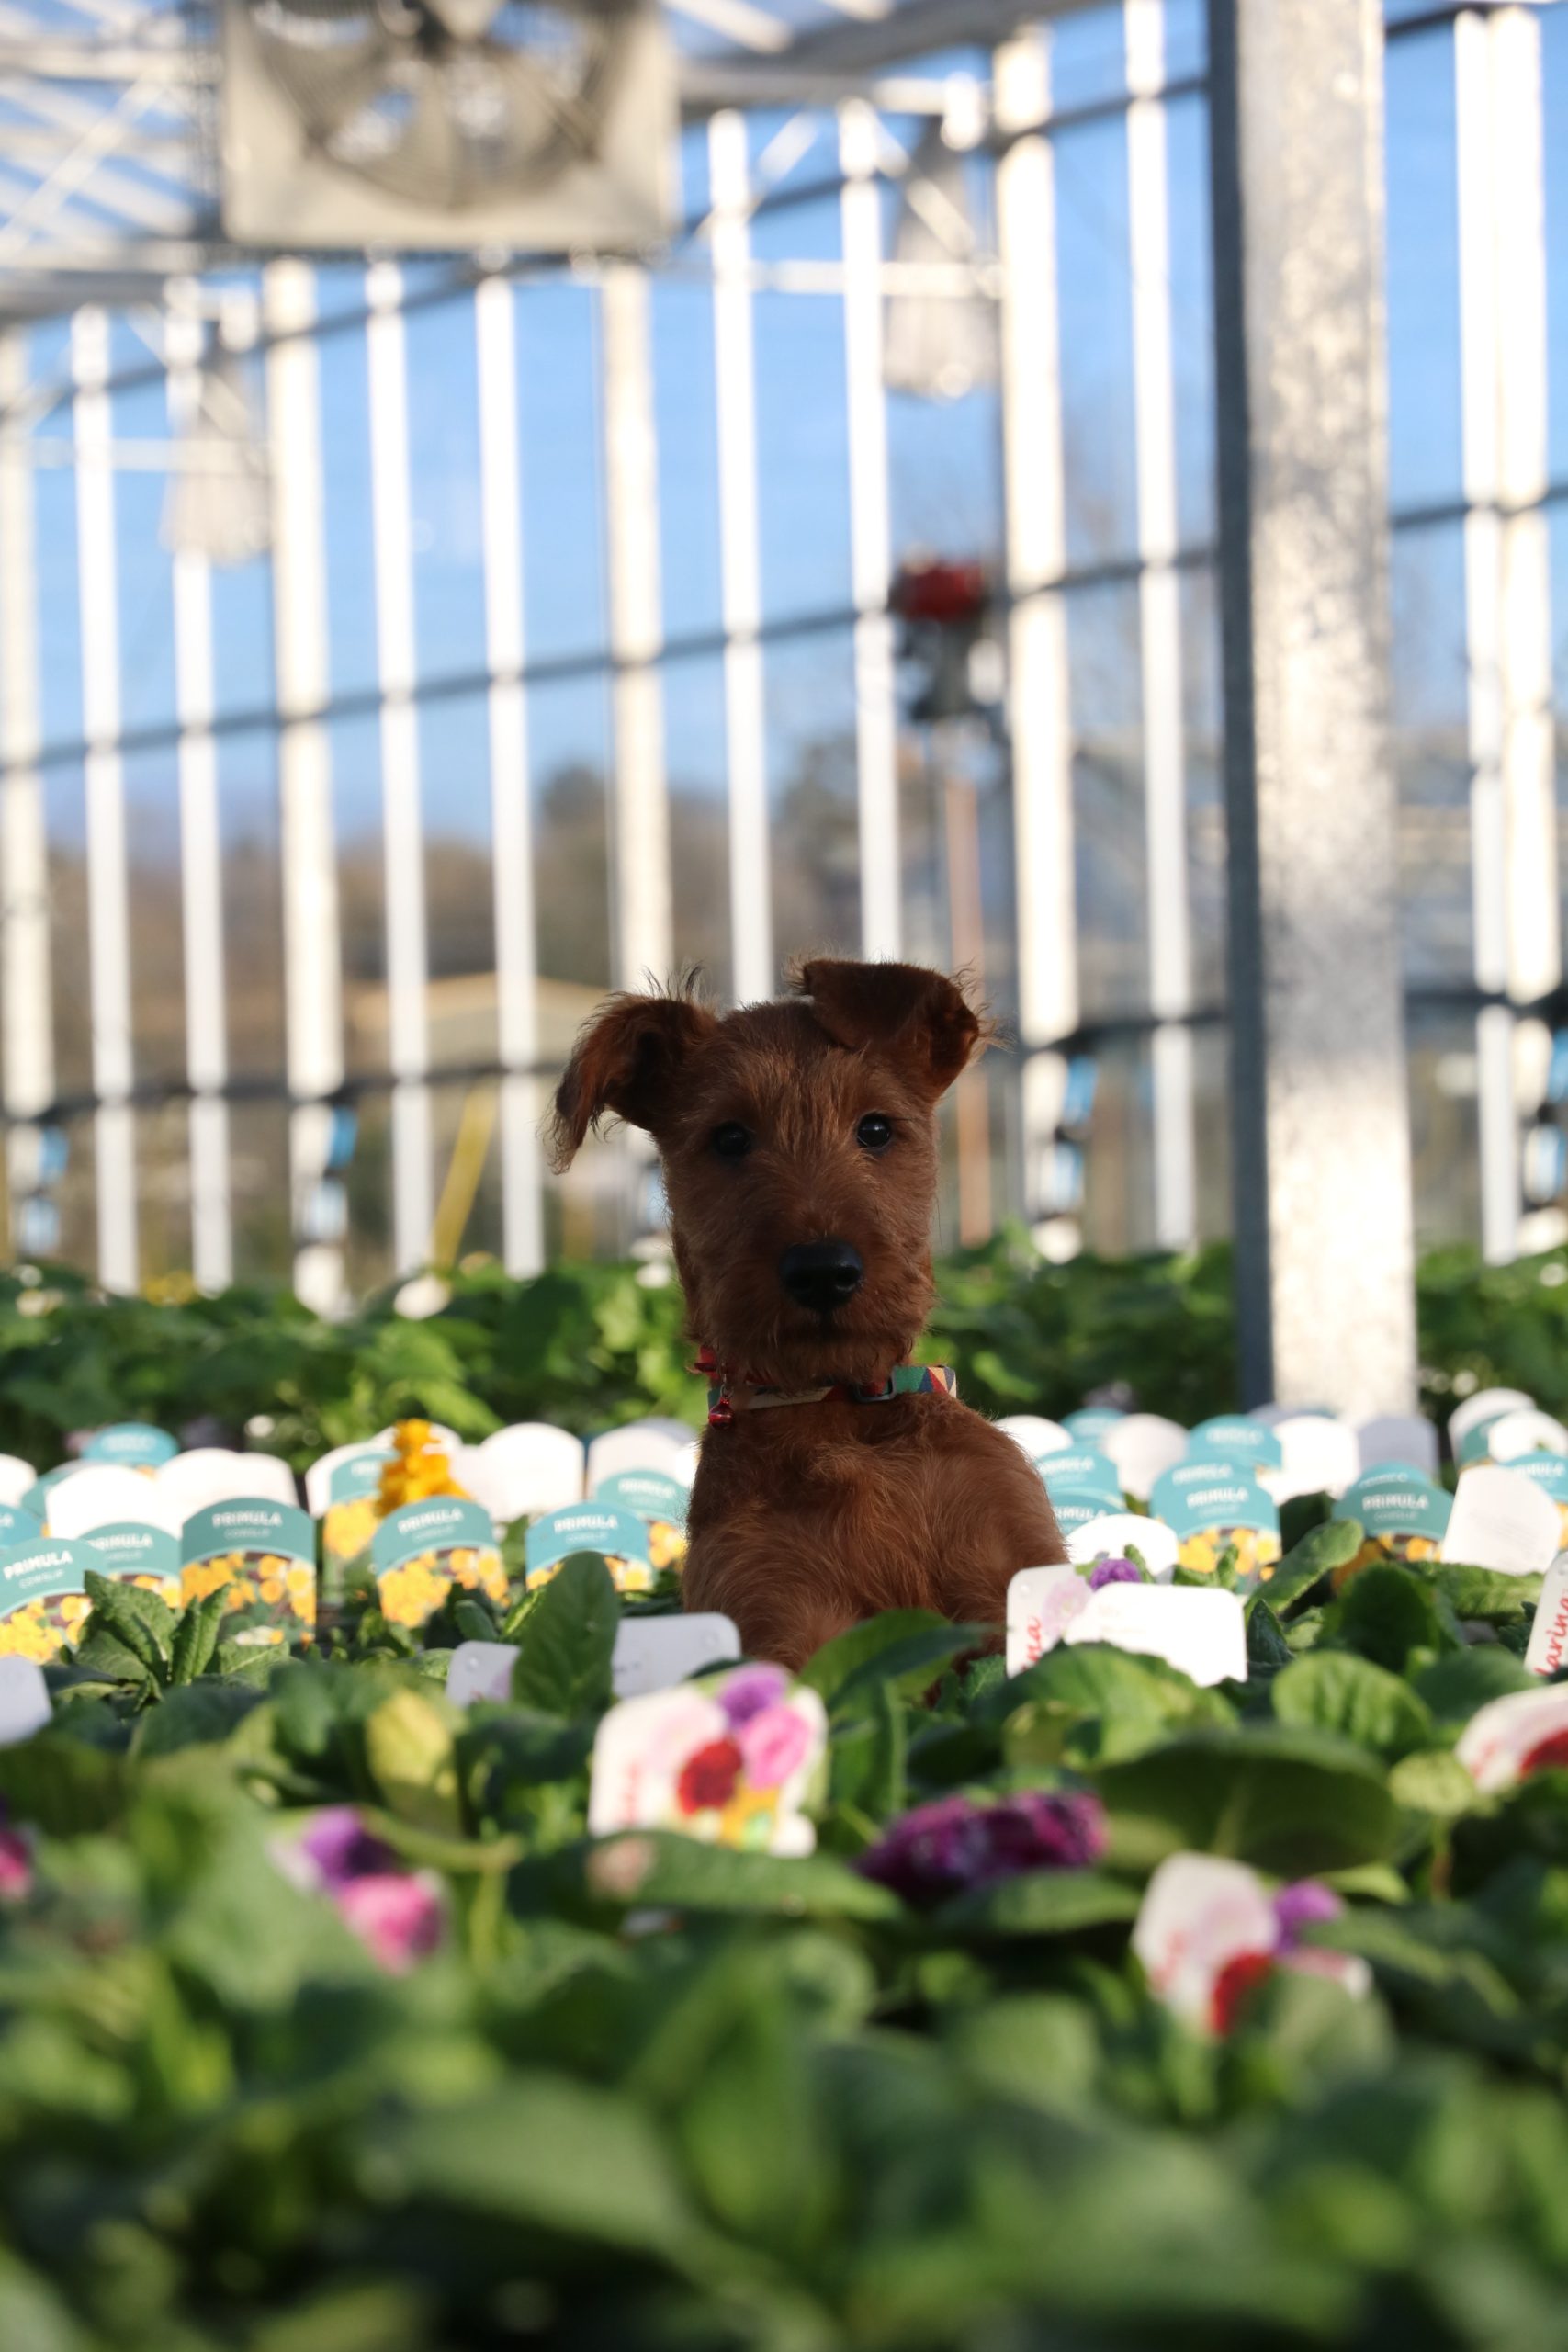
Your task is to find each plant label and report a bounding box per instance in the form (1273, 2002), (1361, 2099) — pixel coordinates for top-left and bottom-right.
(612, 1613), (741, 1696)
(1063, 1407), (1124, 1444)
(48, 1464), (180, 1541)
(1440, 1465), (1561, 1577)
(371, 1498), (507, 1631)
(1356, 1414), (1439, 1478)
(591, 1471), (689, 1576)
(1065, 1583), (1246, 1687)
(588, 1664), (826, 1856)
(1509, 1454), (1568, 1546)
(585, 1424), (695, 1491)
(1006, 1565), (1091, 1674)
(1526, 1558), (1568, 1678)
(1103, 1414), (1188, 1499)
(463, 1424), (584, 1527)
(1485, 1409), (1568, 1465)
(83, 1423), (177, 1469)
(996, 1414), (1073, 1457)
(0, 1537), (90, 1662)
(0, 1455), (36, 1510)
(1448, 1387), (1534, 1453)
(0, 1654), (51, 1745)
(1190, 1416), (1284, 1475)
(80, 1523), (183, 1609)
(1271, 1415), (1360, 1503)
(1033, 1448), (1123, 1508)
(1148, 1459), (1281, 1585)
(1333, 1469), (1450, 1565)
(1066, 1511), (1180, 1581)
(525, 1502), (652, 1594)
(0, 1504), (39, 1552)
(183, 1498), (318, 1644)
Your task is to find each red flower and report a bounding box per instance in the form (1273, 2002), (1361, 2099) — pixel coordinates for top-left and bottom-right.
(1521, 1728), (1568, 1778)
(892, 560), (987, 628)
(1209, 1949), (1275, 2034)
(677, 1736), (743, 1815)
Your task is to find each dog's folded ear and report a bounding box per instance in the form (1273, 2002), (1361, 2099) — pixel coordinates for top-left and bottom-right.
(550, 989), (719, 1166)
(795, 959), (986, 1097)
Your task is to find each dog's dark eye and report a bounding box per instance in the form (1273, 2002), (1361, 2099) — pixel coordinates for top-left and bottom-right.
(712, 1122), (752, 1160)
(856, 1113), (895, 1152)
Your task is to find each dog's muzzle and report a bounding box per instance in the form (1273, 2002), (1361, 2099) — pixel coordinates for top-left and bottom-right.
(779, 1239), (863, 1314)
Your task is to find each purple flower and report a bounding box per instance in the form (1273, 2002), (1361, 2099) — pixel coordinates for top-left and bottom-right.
(856, 1790), (1107, 1906)
(716, 1664), (790, 1728)
(297, 1805), (398, 1890)
(1089, 1556), (1143, 1591)
(1271, 1879), (1343, 1947)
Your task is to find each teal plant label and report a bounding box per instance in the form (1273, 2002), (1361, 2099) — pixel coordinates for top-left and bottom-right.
(592, 1469), (687, 1530)
(1456, 1417), (1509, 1467)
(1149, 1458), (1281, 1584)
(1189, 1416), (1283, 1472)
(1033, 1448), (1122, 1506)
(1511, 1453), (1568, 1532)
(182, 1499), (317, 1645)
(1064, 1408), (1124, 1444)
(83, 1423), (177, 1470)
(1047, 1487), (1119, 1541)
(330, 1450), (393, 1506)
(372, 1498), (508, 1633)
(1333, 1469), (1450, 1547)
(0, 1536), (90, 1661)
(82, 1521), (182, 1603)
(0, 1503), (39, 1551)
(525, 1501), (653, 1594)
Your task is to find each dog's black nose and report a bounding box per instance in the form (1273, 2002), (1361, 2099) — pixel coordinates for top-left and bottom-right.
(780, 1239), (863, 1314)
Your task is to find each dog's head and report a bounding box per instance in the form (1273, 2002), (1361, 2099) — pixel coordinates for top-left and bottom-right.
(550, 960), (985, 1388)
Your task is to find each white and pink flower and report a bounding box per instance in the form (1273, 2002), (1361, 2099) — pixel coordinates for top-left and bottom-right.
(1132, 1853), (1371, 2034)
(1454, 1685), (1568, 1793)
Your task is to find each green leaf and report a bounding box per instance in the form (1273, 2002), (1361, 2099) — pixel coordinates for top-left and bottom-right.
(1094, 1724), (1402, 1876)
(1322, 1563), (1461, 1674)
(508, 1553), (619, 1719)
(1272, 1652), (1434, 1759)
(83, 1569), (175, 1685)
(1432, 1564), (1542, 1624)
(1244, 1597), (1294, 1675)
(132, 1679), (265, 1758)
(381, 2075), (702, 2261)
(931, 1868), (1139, 1938)
(1414, 1645), (1540, 1726)
(1262, 1518), (1364, 1615)
(987, 1641), (1231, 1768)
(167, 1588), (228, 1686)
(0, 1724), (127, 1833)
(1387, 1748), (1479, 1816)
(800, 1611), (976, 1714)
(570, 1831), (904, 1920)
(827, 1680), (907, 1832)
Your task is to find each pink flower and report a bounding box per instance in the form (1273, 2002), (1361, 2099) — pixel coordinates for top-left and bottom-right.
(736, 1702), (814, 1790)
(716, 1664), (789, 1728)
(0, 1825), (31, 1901)
(335, 1871), (444, 1973)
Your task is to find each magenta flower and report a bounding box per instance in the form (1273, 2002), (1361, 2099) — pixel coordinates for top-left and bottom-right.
(336, 1872), (445, 1973)
(0, 1822), (31, 1901)
(1089, 1556), (1143, 1591)
(1271, 1879), (1343, 1942)
(736, 1702), (814, 1790)
(856, 1790), (1107, 1906)
(274, 1804), (444, 1972)
(716, 1664), (790, 1728)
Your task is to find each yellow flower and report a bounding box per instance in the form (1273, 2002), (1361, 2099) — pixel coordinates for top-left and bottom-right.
(649, 1521), (687, 1572)
(182, 1556), (236, 1604)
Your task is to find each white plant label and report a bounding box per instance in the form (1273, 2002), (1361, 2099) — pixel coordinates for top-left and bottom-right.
(586, 1424), (697, 1491)
(1065, 1583), (1247, 1688)
(1485, 1409), (1568, 1465)
(1448, 1387), (1533, 1453)
(1357, 1414), (1438, 1478)
(1270, 1415), (1359, 1503)
(1103, 1414), (1188, 1499)
(1440, 1464), (1561, 1577)
(1005, 1565), (1090, 1675)
(995, 1415), (1072, 1458)
(1526, 1557), (1568, 1678)
(0, 1655), (51, 1746)
(447, 1613), (745, 1712)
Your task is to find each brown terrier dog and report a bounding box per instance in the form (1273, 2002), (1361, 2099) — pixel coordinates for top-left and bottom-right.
(550, 959), (1066, 1667)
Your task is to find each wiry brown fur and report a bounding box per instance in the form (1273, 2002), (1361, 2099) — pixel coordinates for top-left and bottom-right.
(550, 958), (1065, 1666)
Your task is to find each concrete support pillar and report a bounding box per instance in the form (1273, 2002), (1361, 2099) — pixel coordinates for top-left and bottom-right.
(1208, 0), (1417, 1415)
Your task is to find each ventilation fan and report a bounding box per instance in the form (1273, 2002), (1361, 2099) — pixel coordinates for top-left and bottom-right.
(220, 0), (674, 251)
